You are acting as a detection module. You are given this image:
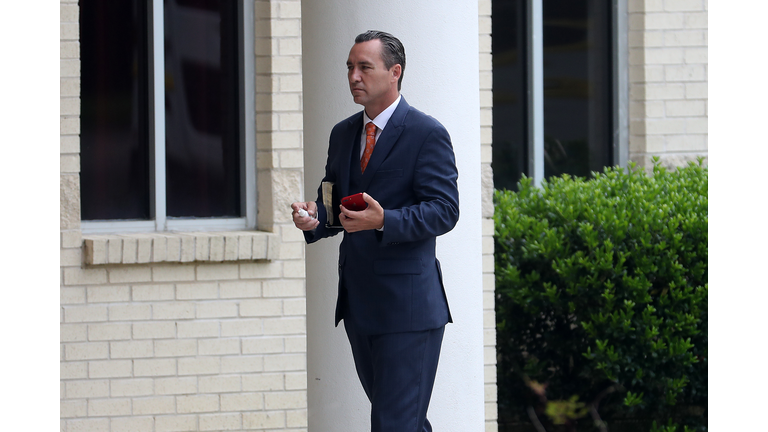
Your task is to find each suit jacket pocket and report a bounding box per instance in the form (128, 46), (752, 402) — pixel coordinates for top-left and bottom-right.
(374, 259), (423, 275)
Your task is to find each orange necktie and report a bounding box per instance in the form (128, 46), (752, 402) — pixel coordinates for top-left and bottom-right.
(361, 122), (376, 173)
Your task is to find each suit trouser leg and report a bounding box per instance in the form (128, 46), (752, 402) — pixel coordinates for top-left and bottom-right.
(344, 321), (445, 432)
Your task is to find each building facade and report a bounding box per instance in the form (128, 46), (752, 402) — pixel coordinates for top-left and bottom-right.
(628, 0), (708, 168)
(60, 1), (706, 431)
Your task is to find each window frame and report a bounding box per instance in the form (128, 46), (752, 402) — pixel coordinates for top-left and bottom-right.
(612, 0), (629, 170)
(522, 0), (629, 187)
(81, 0), (257, 234)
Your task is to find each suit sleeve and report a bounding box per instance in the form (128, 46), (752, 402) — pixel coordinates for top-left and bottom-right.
(379, 124), (460, 244)
(304, 130), (344, 245)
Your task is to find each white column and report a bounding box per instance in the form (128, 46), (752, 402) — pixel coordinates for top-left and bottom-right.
(301, 2), (485, 431)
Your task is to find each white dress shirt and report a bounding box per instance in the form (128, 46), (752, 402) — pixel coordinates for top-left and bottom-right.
(360, 95), (402, 158)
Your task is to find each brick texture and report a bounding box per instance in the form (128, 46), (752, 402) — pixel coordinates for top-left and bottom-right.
(479, 0), (498, 430)
(629, 0), (708, 169)
(60, 1), (308, 431)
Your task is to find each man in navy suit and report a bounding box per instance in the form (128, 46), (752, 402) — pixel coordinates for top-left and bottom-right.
(291, 30), (459, 432)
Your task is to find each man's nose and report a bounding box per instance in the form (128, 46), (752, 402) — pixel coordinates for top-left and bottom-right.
(349, 68), (361, 82)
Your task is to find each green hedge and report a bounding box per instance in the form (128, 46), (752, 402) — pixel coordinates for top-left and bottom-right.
(494, 161), (707, 431)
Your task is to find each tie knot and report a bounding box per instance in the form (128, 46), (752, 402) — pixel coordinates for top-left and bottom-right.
(366, 122), (376, 137)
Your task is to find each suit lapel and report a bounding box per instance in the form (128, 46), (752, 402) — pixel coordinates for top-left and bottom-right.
(338, 114), (363, 199)
(358, 97), (410, 192)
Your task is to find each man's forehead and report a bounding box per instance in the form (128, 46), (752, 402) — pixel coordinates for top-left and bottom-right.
(346, 58), (375, 65)
(347, 41), (383, 63)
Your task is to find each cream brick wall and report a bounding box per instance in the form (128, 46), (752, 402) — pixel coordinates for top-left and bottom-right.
(479, 0), (498, 431)
(60, 1), (308, 431)
(628, 0), (708, 168)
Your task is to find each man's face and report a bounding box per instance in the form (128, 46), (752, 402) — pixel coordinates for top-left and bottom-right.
(346, 40), (400, 111)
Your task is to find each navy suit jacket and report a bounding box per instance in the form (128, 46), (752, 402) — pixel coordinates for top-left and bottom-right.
(305, 97), (460, 335)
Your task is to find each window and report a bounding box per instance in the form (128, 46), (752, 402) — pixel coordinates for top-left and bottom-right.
(492, 0), (627, 190)
(80, 0), (256, 233)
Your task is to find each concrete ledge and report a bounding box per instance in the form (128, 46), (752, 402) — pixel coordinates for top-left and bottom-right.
(83, 231), (280, 265)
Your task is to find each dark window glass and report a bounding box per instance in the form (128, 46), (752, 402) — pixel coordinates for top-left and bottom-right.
(80, 0), (151, 220)
(164, 0), (241, 218)
(491, 0), (528, 192)
(492, 0), (613, 190)
(542, 0), (613, 178)
(176, 0), (221, 12)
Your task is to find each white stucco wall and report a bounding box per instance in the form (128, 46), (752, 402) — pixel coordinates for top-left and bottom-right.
(301, 1), (485, 431)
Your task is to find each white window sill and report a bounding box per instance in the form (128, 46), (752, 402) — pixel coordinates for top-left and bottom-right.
(83, 231), (280, 265)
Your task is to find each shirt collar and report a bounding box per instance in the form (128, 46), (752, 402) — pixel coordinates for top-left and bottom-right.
(363, 95), (402, 131)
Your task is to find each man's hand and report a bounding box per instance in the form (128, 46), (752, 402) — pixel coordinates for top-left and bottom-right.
(339, 192), (384, 233)
(291, 201), (320, 231)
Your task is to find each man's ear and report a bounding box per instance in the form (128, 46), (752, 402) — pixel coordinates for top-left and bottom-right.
(391, 64), (402, 83)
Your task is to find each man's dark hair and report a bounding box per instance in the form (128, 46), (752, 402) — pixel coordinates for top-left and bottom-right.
(355, 30), (406, 91)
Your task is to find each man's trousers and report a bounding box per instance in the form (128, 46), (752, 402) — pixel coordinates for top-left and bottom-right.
(344, 321), (445, 432)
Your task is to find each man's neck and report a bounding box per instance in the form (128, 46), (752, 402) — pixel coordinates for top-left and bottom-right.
(364, 92), (400, 120)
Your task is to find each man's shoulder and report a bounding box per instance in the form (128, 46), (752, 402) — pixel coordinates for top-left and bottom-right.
(332, 111), (363, 133)
(401, 104), (446, 134)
